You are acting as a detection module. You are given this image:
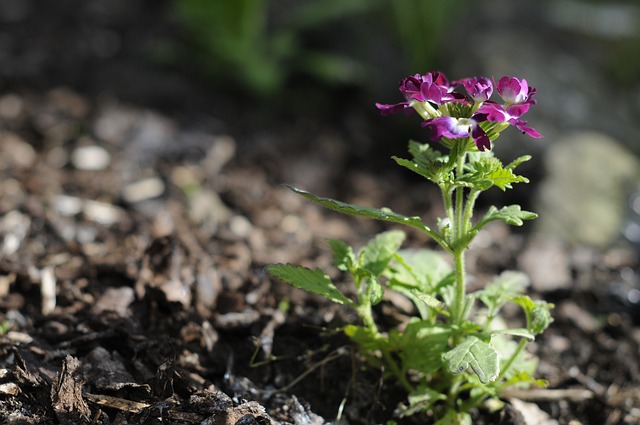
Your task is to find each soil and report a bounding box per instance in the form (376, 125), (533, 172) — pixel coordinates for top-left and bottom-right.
(1, 2), (640, 425)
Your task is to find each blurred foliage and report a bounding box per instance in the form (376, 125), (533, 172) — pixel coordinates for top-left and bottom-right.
(171, 0), (468, 99)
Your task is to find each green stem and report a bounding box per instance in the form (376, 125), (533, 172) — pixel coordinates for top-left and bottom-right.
(452, 248), (466, 326)
(497, 338), (528, 383)
(442, 185), (455, 236)
(450, 144), (469, 327)
(356, 283), (414, 394)
(462, 189), (481, 236)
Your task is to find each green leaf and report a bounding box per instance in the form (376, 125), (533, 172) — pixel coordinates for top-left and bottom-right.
(513, 296), (554, 335)
(434, 410), (472, 425)
(343, 324), (386, 351)
(392, 156), (452, 185)
(408, 140), (444, 167)
(477, 271), (530, 314)
(501, 370), (548, 389)
(490, 328), (535, 341)
(458, 156), (529, 191)
(491, 335), (539, 383)
(405, 385), (447, 416)
(505, 155), (532, 171)
(475, 205), (538, 229)
(390, 320), (450, 374)
(326, 239), (355, 272)
(283, 184), (446, 246)
(387, 248), (453, 292)
(410, 290), (446, 312)
(359, 230), (405, 276)
(368, 276), (385, 305)
(487, 167), (529, 191)
(443, 336), (500, 384)
(267, 264), (353, 306)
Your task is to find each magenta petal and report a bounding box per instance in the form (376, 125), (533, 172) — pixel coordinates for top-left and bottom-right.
(506, 103), (530, 118)
(510, 119), (543, 138)
(422, 116), (473, 141)
(472, 126), (491, 151)
(477, 102), (509, 122)
(375, 102), (411, 116)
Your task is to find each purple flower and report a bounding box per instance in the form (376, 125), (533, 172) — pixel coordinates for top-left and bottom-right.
(495, 76), (536, 108)
(376, 71), (542, 149)
(422, 116), (491, 151)
(375, 71), (465, 117)
(476, 103), (542, 139)
(455, 77), (493, 103)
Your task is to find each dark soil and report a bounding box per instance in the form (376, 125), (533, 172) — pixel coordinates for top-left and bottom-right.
(1, 2), (640, 425)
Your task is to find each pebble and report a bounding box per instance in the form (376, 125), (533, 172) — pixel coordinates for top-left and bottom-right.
(82, 199), (123, 225)
(0, 132), (36, 169)
(122, 177), (165, 203)
(91, 287), (135, 316)
(70, 143), (111, 171)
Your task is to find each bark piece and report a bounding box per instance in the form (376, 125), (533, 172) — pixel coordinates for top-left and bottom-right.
(50, 355), (91, 425)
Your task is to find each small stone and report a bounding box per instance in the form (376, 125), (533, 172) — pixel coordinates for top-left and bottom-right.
(70, 143), (111, 171)
(0, 132), (36, 168)
(82, 200), (123, 225)
(91, 287), (135, 316)
(122, 177), (165, 203)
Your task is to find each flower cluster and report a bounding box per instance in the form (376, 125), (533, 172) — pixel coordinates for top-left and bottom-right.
(376, 71), (542, 151)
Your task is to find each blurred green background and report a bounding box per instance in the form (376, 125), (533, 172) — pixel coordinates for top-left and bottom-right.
(1, 0), (639, 248)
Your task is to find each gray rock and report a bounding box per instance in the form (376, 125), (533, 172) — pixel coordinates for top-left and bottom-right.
(534, 131), (639, 248)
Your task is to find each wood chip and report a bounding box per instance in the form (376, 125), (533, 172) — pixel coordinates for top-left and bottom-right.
(85, 393), (150, 413)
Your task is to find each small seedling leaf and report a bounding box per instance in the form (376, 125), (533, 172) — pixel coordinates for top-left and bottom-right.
(513, 296), (554, 335)
(326, 239), (355, 272)
(475, 205), (538, 229)
(343, 324), (385, 351)
(477, 271), (530, 314)
(267, 264), (353, 306)
(360, 230), (405, 276)
(388, 248), (452, 292)
(368, 277), (385, 305)
(390, 319), (450, 374)
(443, 336), (500, 384)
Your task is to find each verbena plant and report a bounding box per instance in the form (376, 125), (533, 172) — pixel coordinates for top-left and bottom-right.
(268, 72), (553, 424)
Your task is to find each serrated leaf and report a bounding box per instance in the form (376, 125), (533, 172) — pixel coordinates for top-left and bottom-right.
(390, 319), (450, 374)
(408, 140), (443, 166)
(487, 168), (529, 191)
(475, 205), (538, 229)
(392, 156), (452, 185)
(326, 239), (355, 272)
(505, 155), (532, 171)
(459, 156), (528, 191)
(359, 230), (405, 276)
(267, 264), (353, 306)
(283, 185), (445, 244)
(443, 336), (500, 384)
